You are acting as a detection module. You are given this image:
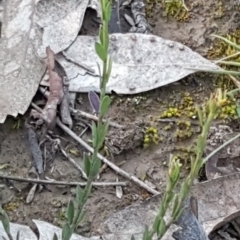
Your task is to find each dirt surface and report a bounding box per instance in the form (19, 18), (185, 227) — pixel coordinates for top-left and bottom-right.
(0, 0), (240, 237)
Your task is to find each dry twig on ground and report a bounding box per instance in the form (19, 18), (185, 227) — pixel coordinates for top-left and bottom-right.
(0, 174), (127, 187)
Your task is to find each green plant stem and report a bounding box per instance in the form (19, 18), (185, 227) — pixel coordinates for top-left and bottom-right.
(148, 102), (218, 240)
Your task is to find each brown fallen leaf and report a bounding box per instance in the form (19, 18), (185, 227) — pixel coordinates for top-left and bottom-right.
(31, 47), (64, 129)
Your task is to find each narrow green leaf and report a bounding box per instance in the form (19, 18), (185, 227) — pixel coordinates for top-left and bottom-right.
(179, 181), (189, 199)
(95, 42), (106, 61)
(106, 57), (112, 81)
(196, 106), (203, 127)
(97, 62), (103, 89)
(165, 191), (174, 205)
(99, 25), (104, 45)
(157, 219), (166, 237)
(185, 67), (240, 76)
(84, 154), (91, 177)
(153, 218), (160, 232)
(171, 195), (179, 217)
(92, 121), (98, 148)
(103, 22), (109, 50)
(67, 200), (75, 225)
(91, 159), (101, 179)
(236, 105), (240, 117)
(212, 34), (240, 50)
(97, 121), (109, 149)
(76, 185), (84, 204)
(0, 207), (10, 234)
(61, 223), (73, 240)
(100, 95), (111, 116)
(142, 225), (149, 240)
(218, 60), (240, 67)
(52, 233), (58, 240)
(174, 207), (184, 220)
(76, 211), (86, 226)
(105, 2), (112, 22)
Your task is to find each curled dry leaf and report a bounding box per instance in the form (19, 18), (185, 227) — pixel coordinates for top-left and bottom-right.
(26, 184), (38, 204)
(31, 47), (64, 130)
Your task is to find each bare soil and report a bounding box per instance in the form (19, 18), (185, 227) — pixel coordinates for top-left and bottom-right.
(0, 0), (240, 237)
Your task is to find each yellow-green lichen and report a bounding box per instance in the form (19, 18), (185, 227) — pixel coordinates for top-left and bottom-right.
(162, 0), (189, 21)
(160, 92), (197, 119)
(3, 201), (20, 212)
(174, 120), (193, 140)
(143, 126), (161, 148)
(217, 98), (237, 119)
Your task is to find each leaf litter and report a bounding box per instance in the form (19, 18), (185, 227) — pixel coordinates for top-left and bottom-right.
(1, 0), (240, 239)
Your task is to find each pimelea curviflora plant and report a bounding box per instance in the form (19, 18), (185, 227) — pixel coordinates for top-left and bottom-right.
(0, 0), (112, 239)
(60, 0), (112, 239)
(138, 88), (231, 240)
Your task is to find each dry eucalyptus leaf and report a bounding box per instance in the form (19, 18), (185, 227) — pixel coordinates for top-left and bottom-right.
(36, 0), (91, 58)
(97, 172), (240, 240)
(0, 0), (45, 124)
(33, 220), (101, 240)
(0, 222), (37, 240)
(26, 184), (38, 204)
(192, 172), (240, 234)
(62, 33), (221, 94)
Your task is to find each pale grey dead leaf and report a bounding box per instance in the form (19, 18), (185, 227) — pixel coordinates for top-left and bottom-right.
(0, 0), (45, 124)
(61, 33), (221, 94)
(33, 220), (101, 240)
(116, 186), (123, 199)
(36, 0), (91, 58)
(0, 222), (37, 240)
(98, 172), (240, 240)
(116, 178), (123, 199)
(26, 184), (38, 204)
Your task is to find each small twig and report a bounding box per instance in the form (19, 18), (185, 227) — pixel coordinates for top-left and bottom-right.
(71, 108), (125, 129)
(203, 133), (240, 164)
(59, 146), (87, 180)
(227, 74), (240, 89)
(0, 174), (127, 187)
(181, 0), (189, 11)
(31, 103), (159, 195)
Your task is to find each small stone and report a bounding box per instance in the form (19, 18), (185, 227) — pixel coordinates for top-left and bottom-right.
(179, 45), (184, 51)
